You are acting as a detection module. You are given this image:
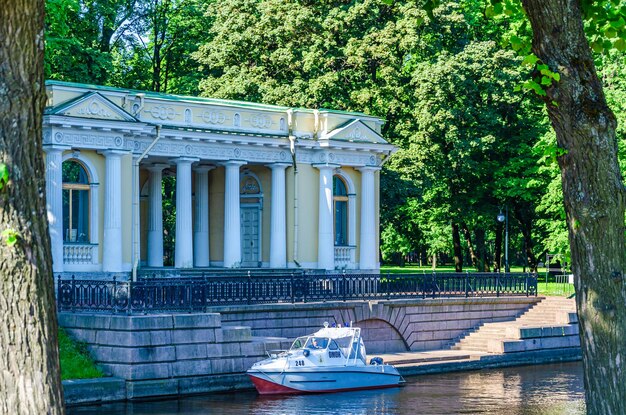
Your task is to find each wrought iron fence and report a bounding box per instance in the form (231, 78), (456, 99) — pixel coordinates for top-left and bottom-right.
(56, 272), (537, 313)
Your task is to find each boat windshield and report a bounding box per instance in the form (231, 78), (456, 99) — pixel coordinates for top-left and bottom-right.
(347, 338), (367, 364)
(290, 336), (309, 351)
(305, 337), (330, 350)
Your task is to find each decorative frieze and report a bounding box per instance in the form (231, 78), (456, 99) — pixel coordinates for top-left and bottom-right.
(200, 110), (227, 125)
(296, 151), (377, 167)
(248, 113), (273, 129)
(45, 130), (125, 149)
(146, 105), (178, 120)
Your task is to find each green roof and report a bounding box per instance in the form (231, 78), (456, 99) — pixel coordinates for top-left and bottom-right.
(46, 80), (291, 112)
(45, 80), (383, 120)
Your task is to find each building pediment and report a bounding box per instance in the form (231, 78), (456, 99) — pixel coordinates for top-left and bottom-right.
(47, 92), (137, 122)
(320, 119), (388, 144)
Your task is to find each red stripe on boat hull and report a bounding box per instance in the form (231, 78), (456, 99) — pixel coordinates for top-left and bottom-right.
(248, 374), (401, 395)
(249, 375), (302, 395)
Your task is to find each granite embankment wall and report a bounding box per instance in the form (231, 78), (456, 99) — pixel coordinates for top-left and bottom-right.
(211, 297), (542, 353)
(59, 312), (290, 402)
(59, 296), (542, 404)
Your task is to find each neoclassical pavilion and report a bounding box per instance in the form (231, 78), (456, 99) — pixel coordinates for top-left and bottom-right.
(43, 81), (395, 275)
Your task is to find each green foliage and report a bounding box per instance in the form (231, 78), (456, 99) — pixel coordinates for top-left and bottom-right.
(43, 0), (626, 271)
(1, 229), (20, 247)
(0, 163), (8, 190)
(191, 0), (556, 269)
(45, 0), (212, 94)
(162, 175), (176, 266)
(58, 328), (103, 380)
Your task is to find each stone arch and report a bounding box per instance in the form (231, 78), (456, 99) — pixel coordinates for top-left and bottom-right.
(357, 318), (409, 353)
(333, 168), (355, 194)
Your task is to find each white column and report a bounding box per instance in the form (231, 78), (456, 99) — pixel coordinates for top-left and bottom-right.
(315, 164), (336, 271)
(102, 150), (125, 272)
(194, 165), (214, 267)
(358, 166), (379, 270)
(269, 163), (289, 268)
(147, 164), (168, 267)
(44, 146), (65, 273)
(175, 158), (195, 268)
(223, 161), (246, 268)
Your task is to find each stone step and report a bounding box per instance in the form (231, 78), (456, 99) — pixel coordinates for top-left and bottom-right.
(456, 339), (492, 348)
(523, 309), (575, 315)
(450, 297), (579, 353)
(451, 345), (489, 351)
(488, 335), (581, 353)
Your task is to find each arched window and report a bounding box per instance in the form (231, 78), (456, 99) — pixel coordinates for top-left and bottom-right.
(62, 160), (90, 242)
(333, 176), (348, 246)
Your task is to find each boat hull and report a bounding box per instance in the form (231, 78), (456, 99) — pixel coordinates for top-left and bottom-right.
(247, 365), (402, 395)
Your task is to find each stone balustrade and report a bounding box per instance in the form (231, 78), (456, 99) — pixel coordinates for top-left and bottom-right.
(63, 243), (97, 265)
(334, 245), (355, 269)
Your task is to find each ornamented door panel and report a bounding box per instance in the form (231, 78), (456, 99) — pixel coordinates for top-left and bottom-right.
(241, 206), (260, 267)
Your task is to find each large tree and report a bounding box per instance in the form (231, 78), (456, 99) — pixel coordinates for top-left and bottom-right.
(521, 1), (626, 413)
(0, 0), (65, 413)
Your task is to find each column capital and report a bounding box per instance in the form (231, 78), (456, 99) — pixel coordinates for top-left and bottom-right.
(193, 164), (216, 173)
(99, 149), (128, 158)
(356, 166), (381, 173)
(269, 162), (291, 171)
(222, 160), (247, 168)
(43, 144), (70, 154)
(312, 163), (340, 171)
(145, 163), (170, 173)
(172, 156), (199, 165)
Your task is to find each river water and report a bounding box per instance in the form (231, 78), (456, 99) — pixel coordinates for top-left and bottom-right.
(68, 362), (585, 415)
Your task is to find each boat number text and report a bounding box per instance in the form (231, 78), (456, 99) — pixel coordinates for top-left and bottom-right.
(294, 360), (305, 366)
(329, 351), (341, 358)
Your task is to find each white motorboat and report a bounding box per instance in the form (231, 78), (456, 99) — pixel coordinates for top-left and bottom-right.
(247, 323), (404, 394)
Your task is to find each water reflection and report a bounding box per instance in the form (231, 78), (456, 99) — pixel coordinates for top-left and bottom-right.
(68, 362), (585, 415)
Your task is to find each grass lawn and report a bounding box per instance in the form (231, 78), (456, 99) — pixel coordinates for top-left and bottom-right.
(380, 264), (542, 274)
(537, 282), (575, 297)
(58, 328), (103, 380)
(381, 265), (575, 297)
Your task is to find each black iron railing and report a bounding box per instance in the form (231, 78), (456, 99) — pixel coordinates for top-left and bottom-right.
(56, 272), (537, 313)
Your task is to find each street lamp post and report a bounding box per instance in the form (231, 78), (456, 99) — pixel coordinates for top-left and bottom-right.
(497, 206), (509, 273)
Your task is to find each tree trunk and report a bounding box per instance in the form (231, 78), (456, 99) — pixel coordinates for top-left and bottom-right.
(475, 228), (489, 272)
(521, 1), (626, 413)
(461, 223), (479, 270)
(521, 220), (537, 272)
(513, 209), (538, 272)
(494, 221), (503, 272)
(451, 222), (463, 272)
(0, 1), (65, 413)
